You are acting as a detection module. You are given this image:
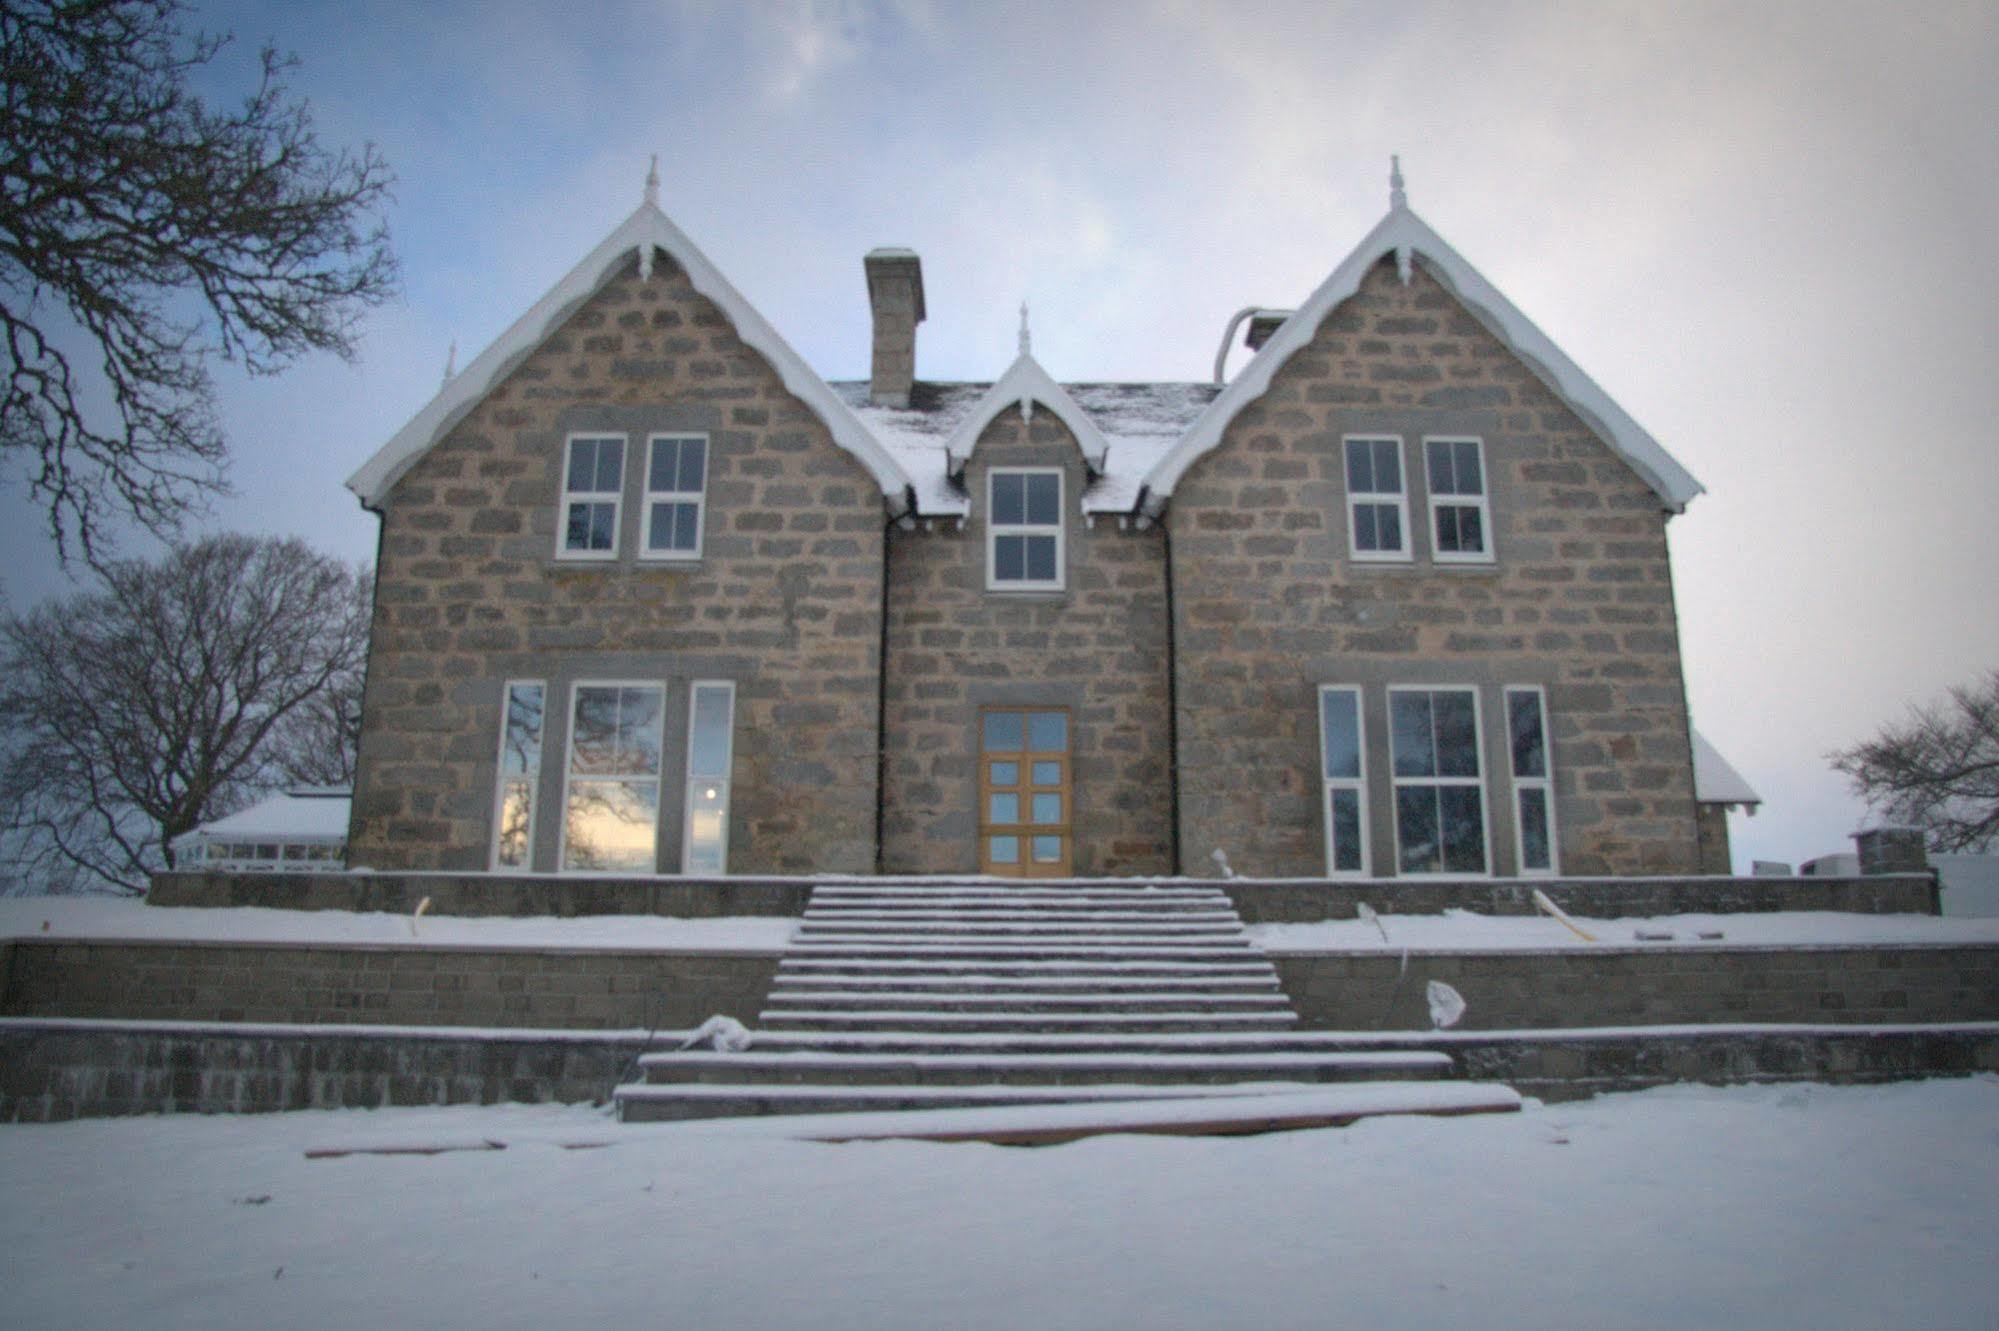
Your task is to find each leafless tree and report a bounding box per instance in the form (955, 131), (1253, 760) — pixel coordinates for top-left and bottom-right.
(1, 0), (396, 562)
(1832, 670), (1999, 853)
(0, 532), (369, 892)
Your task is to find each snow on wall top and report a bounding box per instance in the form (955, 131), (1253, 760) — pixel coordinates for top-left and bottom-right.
(1692, 729), (1761, 809)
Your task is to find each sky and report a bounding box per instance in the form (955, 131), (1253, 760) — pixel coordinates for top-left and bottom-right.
(4, 0), (1996, 873)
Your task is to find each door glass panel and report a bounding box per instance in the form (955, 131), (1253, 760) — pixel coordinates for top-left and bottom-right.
(989, 761), (1019, 786)
(1027, 711), (1066, 751)
(1031, 793), (1062, 824)
(989, 793), (1019, 823)
(981, 707), (1072, 877)
(989, 836), (1020, 864)
(1031, 761), (1061, 785)
(1032, 836), (1062, 863)
(983, 711), (1024, 751)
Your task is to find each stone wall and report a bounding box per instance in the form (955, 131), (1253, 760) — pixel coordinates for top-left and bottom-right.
(351, 251), (884, 874)
(148, 871), (810, 917)
(1271, 943), (1999, 1029)
(1170, 255), (1698, 879)
(1694, 803), (1733, 874)
(2, 940), (778, 1031)
(1223, 872), (1938, 922)
(881, 410), (1174, 875)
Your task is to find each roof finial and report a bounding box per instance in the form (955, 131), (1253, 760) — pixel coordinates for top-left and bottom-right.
(441, 339), (457, 386)
(1389, 154), (1406, 211)
(1018, 301), (1031, 357)
(644, 153), (660, 208)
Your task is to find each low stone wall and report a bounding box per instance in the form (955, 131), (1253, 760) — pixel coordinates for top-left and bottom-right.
(0, 1018), (651, 1123)
(147, 871), (812, 917)
(1226, 873), (1938, 923)
(1, 939), (778, 1031)
(1271, 943), (1999, 1030)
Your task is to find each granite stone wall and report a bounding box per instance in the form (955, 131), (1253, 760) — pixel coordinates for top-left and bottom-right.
(1169, 255), (1698, 879)
(350, 251), (885, 874)
(880, 410), (1174, 875)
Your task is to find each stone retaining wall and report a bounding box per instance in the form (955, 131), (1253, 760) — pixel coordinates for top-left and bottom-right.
(1225, 873), (1937, 922)
(1271, 943), (1999, 1030)
(147, 871), (811, 917)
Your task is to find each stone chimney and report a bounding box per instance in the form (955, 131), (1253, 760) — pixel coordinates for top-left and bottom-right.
(1853, 825), (1929, 876)
(864, 248), (925, 408)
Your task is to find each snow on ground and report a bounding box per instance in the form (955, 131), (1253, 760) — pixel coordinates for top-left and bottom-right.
(1, 1077), (1994, 1329)
(1251, 909), (1999, 952)
(0, 897), (795, 952)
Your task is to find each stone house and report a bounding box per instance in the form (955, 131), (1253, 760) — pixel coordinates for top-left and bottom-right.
(344, 162), (1749, 882)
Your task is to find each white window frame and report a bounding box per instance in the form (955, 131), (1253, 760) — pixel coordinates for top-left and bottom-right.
(1343, 435), (1412, 563)
(986, 467), (1065, 591)
(490, 679), (546, 871)
(1505, 685), (1560, 876)
(1423, 435), (1494, 565)
(1387, 684), (1491, 877)
(641, 433), (708, 561)
(1317, 685), (1370, 878)
(681, 679), (737, 875)
(557, 432), (627, 561)
(556, 679), (666, 874)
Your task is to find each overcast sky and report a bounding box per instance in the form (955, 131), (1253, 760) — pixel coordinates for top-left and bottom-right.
(6, 0), (1996, 872)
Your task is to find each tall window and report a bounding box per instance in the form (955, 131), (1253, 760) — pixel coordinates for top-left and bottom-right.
(492, 681), (545, 870)
(1318, 687), (1369, 876)
(988, 468), (1063, 590)
(1425, 437), (1492, 563)
(682, 681), (735, 874)
(1506, 686), (1558, 874)
(980, 708), (1071, 875)
(644, 434), (707, 559)
(1344, 436), (1409, 561)
(1389, 687), (1487, 875)
(561, 683), (663, 872)
(560, 434), (625, 559)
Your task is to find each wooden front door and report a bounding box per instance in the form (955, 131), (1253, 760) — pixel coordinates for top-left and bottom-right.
(979, 707), (1072, 876)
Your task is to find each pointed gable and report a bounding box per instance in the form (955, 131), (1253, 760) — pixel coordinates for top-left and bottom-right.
(346, 193), (915, 513)
(1138, 199), (1704, 516)
(940, 351), (1114, 476)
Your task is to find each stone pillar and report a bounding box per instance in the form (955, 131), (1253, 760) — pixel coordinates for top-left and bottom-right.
(864, 249), (925, 408)
(1853, 825), (1928, 875)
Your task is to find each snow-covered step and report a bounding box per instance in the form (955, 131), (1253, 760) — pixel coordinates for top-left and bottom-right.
(613, 1079), (1328, 1123)
(767, 974), (1280, 993)
(762, 992), (1293, 1014)
(803, 908), (1244, 922)
(735, 1030), (1415, 1055)
(639, 1050), (1451, 1087)
(777, 958), (1277, 977)
(785, 942), (1254, 958)
(797, 918), (1242, 934)
(759, 1010), (1300, 1033)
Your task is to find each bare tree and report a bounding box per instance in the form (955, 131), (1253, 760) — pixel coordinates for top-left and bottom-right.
(1832, 670), (1999, 853)
(0, 532), (369, 892)
(1, 0), (396, 562)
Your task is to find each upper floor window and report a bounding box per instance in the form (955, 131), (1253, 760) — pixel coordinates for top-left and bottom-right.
(988, 468), (1063, 591)
(560, 434), (625, 559)
(1344, 436), (1409, 562)
(1425, 437), (1492, 563)
(644, 434), (708, 560)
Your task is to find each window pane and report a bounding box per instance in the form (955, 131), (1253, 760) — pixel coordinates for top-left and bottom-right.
(1456, 505), (1483, 554)
(1320, 690), (1360, 779)
(994, 534), (1025, 582)
(989, 793), (1019, 824)
(1519, 787), (1551, 871)
(983, 712), (1024, 752)
(567, 438), (596, 492)
(1031, 761), (1061, 786)
(991, 473), (1024, 525)
(1331, 788), (1362, 872)
(989, 761), (1018, 786)
(1455, 441), (1482, 494)
(565, 502), (595, 552)
(496, 780), (533, 867)
(1377, 505), (1401, 551)
(1025, 473), (1060, 525)
(1434, 691), (1479, 777)
(989, 835), (1020, 864)
(563, 779), (658, 872)
(1373, 439), (1400, 491)
(501, 684), (544, 778)
(1025, 534), (1057, 582)
(1426, 439), (1455, 494)
(1031, 793), (1062, 824)
(1354, 504), (1378, 551)
(1508, 692), (1547, 778)
(1440, 785), (1486, 873)
(570, 687), (623, 774)
(686, 778), (727, 874)
(679, 439), (706, 492)
(594, 438), (624, 492)
(647, 503), (676, 551)
(1031, 835), (1063, 863)
(1435, 506), (1461, 554)
(1027, 711), (1067, 751)
(674, 502), (700, 551)
(587, 502), (616, 550)
(648, 438), (679, 491)
(1345, 440), (1373, 492)
(621, 687), (664, 776)
(689, 684), (732, 778)
(1391, 693), (1434, 777)
(1396, 787), (1439, 874)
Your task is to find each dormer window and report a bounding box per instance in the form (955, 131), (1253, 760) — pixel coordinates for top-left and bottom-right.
(1344, 436), (1410, 562)
(643, 434), (707, 559)
(559, 434), (625, 559)
(987, 468), (1063, 591)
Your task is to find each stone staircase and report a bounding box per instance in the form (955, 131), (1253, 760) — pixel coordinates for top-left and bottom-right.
(614, 879), (1461, 1123)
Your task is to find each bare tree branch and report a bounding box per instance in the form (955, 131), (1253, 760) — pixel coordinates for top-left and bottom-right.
(1831, 670), (1999, 854)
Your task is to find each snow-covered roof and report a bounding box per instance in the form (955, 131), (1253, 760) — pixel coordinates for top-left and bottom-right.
(1138, 198), (1705, 516)
(177, 790), (353, 847)
(1692, 730), (1761, 810)
(346, 179), (916, 514)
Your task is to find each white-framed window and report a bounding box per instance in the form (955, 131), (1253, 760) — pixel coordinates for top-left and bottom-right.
(1343, 436), (1410, 562)
(559, 434), (627, 559)
(491, 680), (546, 870)
(559, 681), (664, 872)
(1318, 686), (1369, 877)
(1505, 685), (1559, 875)
(643, 434), (708, 560)
(1424, 436), (1492, 563)
(987, 468), (1064, 590)
(682, 680), (736, 875)
(1388, 686), (1488, 875)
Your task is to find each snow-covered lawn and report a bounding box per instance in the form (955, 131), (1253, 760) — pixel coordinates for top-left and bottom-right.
(3, 1078), (1995, 1329)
